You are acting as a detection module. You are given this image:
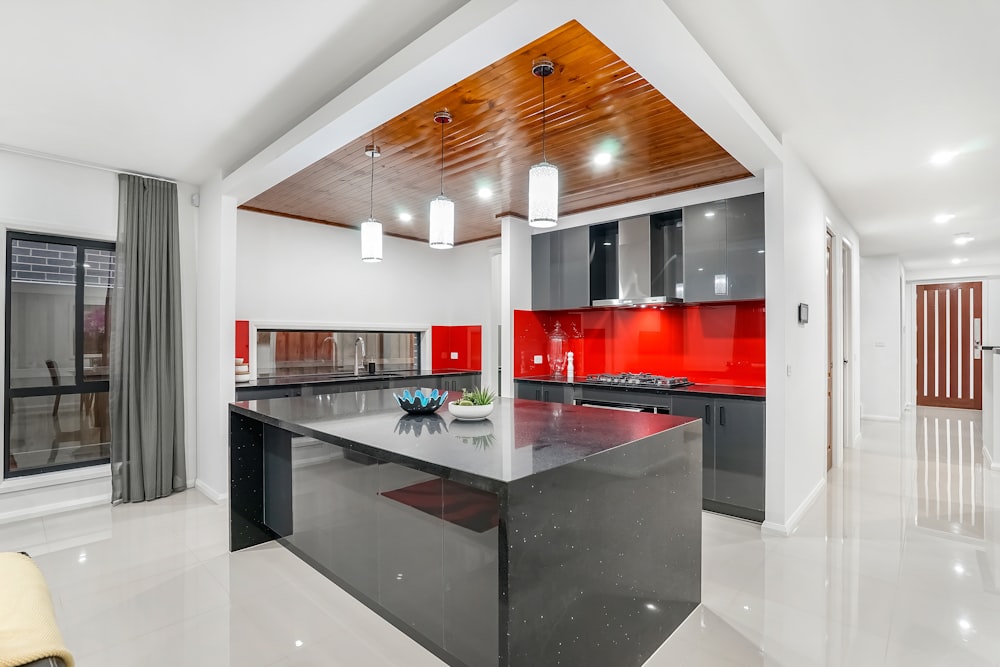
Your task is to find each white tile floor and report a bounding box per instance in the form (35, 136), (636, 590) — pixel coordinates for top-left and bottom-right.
(2, 406), (999, 666)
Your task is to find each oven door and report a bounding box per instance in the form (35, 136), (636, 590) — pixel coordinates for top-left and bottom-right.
(574, 399), (668, 414)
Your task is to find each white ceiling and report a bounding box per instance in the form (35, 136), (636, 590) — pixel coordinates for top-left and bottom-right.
(663, 0), (1000, 271)
(0, 0), (467, 183)
(2, 0), (996, 272)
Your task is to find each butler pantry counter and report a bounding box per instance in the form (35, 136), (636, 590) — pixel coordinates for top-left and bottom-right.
(229, 389), (702, 667)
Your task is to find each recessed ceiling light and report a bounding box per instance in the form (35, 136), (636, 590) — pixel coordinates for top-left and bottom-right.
(593, 152), (612, 166)
(951, 258), (968, 265)
(931, 150), (957, 165)
(477, 187), (492, 199)
(705, 211), (715, 218)
(399, 212), (412, 222)
(954, 233), (975, 246)
(954, 563), (965, 575)
(958, 618), (972, 631)
(934, 213), (955, 224)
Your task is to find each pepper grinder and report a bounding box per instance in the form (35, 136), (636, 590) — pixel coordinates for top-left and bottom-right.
(566, 352), (574, 382)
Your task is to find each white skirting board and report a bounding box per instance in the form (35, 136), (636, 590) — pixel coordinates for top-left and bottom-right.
(195, 478), (228, 504)
(860, 414), (901, 422)
(761, 477), (827, 537)
(985, 447), (1000, 472)
(0, 465), (111, 525)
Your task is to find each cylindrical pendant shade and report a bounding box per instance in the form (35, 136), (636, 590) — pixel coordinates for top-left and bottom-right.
(528, 161), (558, 228)
(429, 195), (454, 249)
(360, 218), (383, 262)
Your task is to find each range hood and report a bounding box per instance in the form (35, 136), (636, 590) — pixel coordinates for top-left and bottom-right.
(592, 215), (682, 307)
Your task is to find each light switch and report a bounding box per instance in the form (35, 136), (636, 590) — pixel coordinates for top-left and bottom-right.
(786, 364), (792, 377)
(533, 355), (544, 364)
(450, 352), (459, 360)
(874, 341), (886, 348)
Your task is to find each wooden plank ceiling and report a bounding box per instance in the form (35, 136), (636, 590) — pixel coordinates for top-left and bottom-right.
(241, 20), (752, 245)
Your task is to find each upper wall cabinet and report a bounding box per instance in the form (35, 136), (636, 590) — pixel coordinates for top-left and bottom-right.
(531, 225), (590, 310)
(682, 193), (764, 302)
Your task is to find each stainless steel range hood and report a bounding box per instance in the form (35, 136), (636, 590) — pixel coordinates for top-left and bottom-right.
(592, 215), (681, 307)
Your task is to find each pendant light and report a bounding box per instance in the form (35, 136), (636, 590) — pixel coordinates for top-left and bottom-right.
(429, 110), (454, 249)
(528, 59), (558, 228)
(360, 141), (382, 263)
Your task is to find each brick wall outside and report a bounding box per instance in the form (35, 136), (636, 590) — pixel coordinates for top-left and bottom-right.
(10, 240), (115, 286)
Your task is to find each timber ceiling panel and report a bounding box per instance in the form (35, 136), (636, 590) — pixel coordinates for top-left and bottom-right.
(241, 20), (752, 245)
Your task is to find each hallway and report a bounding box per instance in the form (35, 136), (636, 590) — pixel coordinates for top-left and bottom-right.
(0, 408), (997, 666)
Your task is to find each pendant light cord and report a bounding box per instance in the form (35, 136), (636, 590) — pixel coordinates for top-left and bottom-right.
(439, 121), (445, 196)
(541, 73), (547, 162)
(369, 134), (375, 220)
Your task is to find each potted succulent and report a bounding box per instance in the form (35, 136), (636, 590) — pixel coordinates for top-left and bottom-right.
(448, 386), (496, 420)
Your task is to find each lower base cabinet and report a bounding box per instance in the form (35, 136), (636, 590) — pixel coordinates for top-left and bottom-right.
(671, 395), (765, 522)
(514, 381), (575, 404)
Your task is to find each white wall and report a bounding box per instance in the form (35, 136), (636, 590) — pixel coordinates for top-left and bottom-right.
(0, 149), (199, 521)
(859, 256), (905, 420)
(763, 147), (862, 534)
(235, 209), (496, 334)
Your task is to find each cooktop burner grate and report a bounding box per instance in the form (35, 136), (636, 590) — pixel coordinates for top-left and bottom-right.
(584, 372), (692, 388)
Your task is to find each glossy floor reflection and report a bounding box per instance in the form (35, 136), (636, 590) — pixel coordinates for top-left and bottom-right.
(0, 406), (997, 666)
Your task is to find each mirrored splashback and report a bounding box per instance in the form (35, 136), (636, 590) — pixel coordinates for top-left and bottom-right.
(255, 329), (421, 378)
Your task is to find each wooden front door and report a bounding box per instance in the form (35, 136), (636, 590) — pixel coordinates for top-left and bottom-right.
(916, 282), (983, 409)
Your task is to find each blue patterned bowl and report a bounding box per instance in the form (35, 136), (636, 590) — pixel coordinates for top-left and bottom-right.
(393, 388), (448, 415)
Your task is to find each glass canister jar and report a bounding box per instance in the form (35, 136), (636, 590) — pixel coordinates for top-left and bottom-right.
(547, 321), (569, 376)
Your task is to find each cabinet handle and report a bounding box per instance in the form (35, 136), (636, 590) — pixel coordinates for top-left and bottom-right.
(704, 404), (711, 426)
(719, 405), (726, 426)
(535, 389), (541, 401)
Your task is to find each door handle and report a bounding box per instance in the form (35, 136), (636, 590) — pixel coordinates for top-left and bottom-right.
(974, 318), (982, 359)
(704, 404), (711, 426)
(719, 405), (726, 426)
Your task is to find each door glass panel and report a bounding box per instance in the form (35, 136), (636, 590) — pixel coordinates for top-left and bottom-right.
(8, 239), (77, 388)
(7, 394), (109, 473)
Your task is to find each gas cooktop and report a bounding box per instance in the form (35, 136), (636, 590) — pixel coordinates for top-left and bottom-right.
(584, 372), (692, 388)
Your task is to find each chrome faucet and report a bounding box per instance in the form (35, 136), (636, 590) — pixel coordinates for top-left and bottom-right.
(354, 336), (366, 376)
(321, 336), (337, 369)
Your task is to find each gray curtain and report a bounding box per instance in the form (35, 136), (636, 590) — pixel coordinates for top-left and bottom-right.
(111, 174), (186, 503)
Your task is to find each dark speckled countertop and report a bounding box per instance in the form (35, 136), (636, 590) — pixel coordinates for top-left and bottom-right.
(238, 368), (478, 388)
(514, 375), (766, 400)
(231, 388), (697, 490)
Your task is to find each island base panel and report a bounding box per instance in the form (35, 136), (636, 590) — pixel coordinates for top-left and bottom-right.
(504, 422), (702, 666)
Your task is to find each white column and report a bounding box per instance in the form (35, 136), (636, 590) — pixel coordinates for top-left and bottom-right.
(194, 174), (237, 502)
(500, 215), (531, 398)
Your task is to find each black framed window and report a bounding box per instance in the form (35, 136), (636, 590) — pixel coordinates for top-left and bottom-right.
(5, 231), (115, 477)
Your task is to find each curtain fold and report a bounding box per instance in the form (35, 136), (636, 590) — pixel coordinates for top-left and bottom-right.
(111, 174), (186, 503)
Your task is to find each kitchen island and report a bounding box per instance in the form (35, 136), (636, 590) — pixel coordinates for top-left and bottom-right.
(230, 389), (702, 667)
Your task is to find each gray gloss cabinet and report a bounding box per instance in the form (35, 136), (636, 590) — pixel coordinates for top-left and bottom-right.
(682, 193), (764, 302)
(514, 381), (575, 404)
(681, 200), (728, 302)
(670, 394), (765, 521)
(531, 226), (590, 310)
(725, 193), (766, 300)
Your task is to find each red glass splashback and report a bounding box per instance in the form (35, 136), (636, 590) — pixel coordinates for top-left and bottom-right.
(235, 320), (250, 362)
(432, 325), (483, 372)
(514, 301), (765, 386)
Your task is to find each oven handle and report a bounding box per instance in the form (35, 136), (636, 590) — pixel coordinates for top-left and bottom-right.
(574, 399), (666, 414)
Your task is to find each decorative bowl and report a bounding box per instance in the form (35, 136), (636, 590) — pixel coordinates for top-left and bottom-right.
(394, 388), (448, 415)
(447, 402), (494, 421)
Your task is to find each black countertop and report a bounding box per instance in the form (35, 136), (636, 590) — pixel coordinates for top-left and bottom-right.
(514, 375), (766, 400)
(237, 368), (478, 388)
(231, 388), (696, 489)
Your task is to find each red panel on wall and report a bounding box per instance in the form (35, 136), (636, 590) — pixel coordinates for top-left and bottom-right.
(432, 325), (482, 372)
(513, 300), (765, 386)
(235, 320), (250, 362)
